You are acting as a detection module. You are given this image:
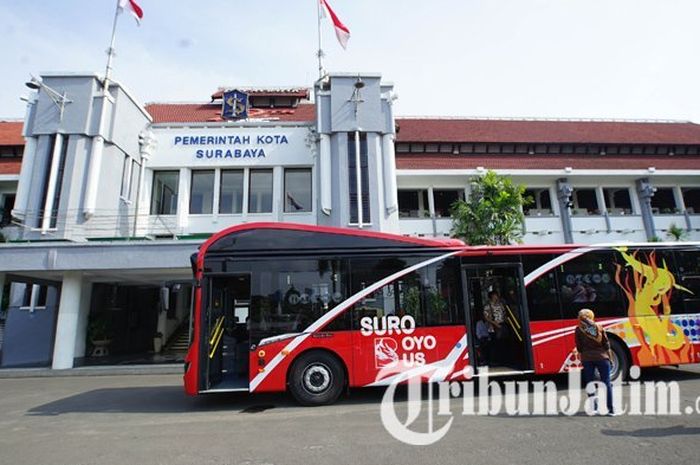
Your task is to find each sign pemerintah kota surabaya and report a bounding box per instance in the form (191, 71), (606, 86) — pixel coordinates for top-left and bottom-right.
(148, 127), (314, 168)
(175, 134), (290, 159)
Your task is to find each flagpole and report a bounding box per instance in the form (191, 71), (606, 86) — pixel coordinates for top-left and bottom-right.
(84, 0), (121, 220)
(104, 0), (122, 87)
(316, 0), (325, 79)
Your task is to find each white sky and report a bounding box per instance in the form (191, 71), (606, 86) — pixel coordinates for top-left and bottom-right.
(1, 0), (699, 122)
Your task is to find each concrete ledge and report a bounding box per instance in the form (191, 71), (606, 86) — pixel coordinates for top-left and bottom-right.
(0, 363), (183, 378)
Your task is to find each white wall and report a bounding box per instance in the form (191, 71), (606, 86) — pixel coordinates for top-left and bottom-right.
(397, 172), (700, 244)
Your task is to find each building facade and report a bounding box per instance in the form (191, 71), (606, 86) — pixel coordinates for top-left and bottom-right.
(0, 70), (698, 370)
(394, 118), (700, 244)
(0, 120), (22, 234)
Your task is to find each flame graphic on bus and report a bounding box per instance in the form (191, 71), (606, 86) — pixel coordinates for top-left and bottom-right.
(614, 247), (694, 365)
(374, 337), (399, 369)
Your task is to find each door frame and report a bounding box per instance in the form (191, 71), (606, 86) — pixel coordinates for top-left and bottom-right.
(460, 262), (534, 371)
(202, 273), (252, 391)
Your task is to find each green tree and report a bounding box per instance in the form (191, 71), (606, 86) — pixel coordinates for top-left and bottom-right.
(450, 170), (530, 245)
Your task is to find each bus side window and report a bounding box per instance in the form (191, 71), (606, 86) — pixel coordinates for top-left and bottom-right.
(425, 259), (463, 326)
(349, 256), (419, 326)
(348, 256), (463, 329)
(241, 257), (350, 343)
(557, 251), (626, 319)
(522, 254), (561, 321)
(675, 249), (700, 313)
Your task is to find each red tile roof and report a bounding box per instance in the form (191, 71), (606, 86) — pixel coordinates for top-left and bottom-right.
(210, 88), (310, 100)
(145, 103), (316, 124)
(0, 160), (21, 175)
(395, 118), (700, 145)
(0, 121), (24, 146)
(396, 154), (700, 170)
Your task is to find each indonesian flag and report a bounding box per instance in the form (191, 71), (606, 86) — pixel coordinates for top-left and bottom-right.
(119, 0), (143, 25)
(319, 0), (350, 49)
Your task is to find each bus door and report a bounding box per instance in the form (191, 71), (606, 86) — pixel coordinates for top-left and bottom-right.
(204, 275), (251, 391)
(461, 264), (533, 373)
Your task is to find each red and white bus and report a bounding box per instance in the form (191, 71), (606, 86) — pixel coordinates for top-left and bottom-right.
(184, 222), (700, 405)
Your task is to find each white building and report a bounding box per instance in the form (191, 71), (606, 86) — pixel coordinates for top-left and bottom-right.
(393, 118), (700, 243)
(0, 71), (698, 370)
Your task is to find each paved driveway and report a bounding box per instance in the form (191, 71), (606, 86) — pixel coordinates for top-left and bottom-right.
(0, 366), (699, 465)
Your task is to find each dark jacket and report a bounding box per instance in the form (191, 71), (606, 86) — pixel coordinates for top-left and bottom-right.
(574, 325), (610, 362)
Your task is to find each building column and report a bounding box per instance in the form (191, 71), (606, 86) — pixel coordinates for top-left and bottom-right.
(556, 178), (574, 244)
(242, 168), (250, 220)
(0, 273), (5, 317)
(134, 128), (156, 236)
(40, 133), (64, 233)
(427, 185), (437, 237)
(52, 272), (85, 369)
(212, 168), (221, 222)
(636, 178), (656, 240)
(273, 166), (284, 221)
(72, 279), (92, 359)
(381, 134), (398, 215)
(671, 186), (693, 230)
(84, 90), (113, 219)
(596, 187), (612, 233)
(133, 157), (150, 236)
(319, 133), (332, 215)
(177, 167), (191, 232)
(381, 133), (399, 233)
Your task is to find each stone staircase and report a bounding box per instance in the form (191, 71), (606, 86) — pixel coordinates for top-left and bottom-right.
(164, 322), (190, 355)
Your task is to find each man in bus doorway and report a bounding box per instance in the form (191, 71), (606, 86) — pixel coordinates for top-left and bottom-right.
(574, 308), (616, 416)
(483, 290), (506, 339)
(483, 290), (508, 364)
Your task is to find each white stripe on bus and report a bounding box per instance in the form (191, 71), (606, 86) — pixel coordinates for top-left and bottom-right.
(250, 250), (461, 392)
(523, 246), (597, 286)
(530, 317), (626, 341)
(429, 334), (468, 383)
(531, 318), (628, 347)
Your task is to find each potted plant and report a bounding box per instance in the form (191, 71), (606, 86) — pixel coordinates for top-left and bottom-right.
(87, 316), (112, 357)
(666, 223), (688, 242)
(153, 331), (164, 353)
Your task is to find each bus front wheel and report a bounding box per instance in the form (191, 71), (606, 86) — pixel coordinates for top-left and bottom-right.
(288, 351), (346, 406)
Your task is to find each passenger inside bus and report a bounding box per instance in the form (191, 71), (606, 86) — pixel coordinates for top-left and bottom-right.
(468, 270), (528, 372)
(475, 316), (493, 366)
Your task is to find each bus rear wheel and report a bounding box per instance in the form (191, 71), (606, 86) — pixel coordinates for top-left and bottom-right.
(289, 351), (345, 406)
(609, 338), (629, 382)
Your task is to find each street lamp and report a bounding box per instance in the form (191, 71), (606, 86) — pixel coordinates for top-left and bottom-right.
(349, 76), (365, 118)
(25, 75), (72, 120)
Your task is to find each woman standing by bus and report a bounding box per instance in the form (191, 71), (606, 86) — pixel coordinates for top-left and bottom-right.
(575, 308), (615, 415)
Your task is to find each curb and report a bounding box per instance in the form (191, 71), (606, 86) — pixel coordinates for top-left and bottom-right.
(0, 364), (183, 379)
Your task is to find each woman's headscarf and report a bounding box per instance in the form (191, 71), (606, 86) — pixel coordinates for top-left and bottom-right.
(578, 308), (595, 321)
(578, 308), (601, 341)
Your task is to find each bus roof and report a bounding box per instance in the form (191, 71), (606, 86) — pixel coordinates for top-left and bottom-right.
(199, 222), (466, 257)
(198, 222), (700, 259)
